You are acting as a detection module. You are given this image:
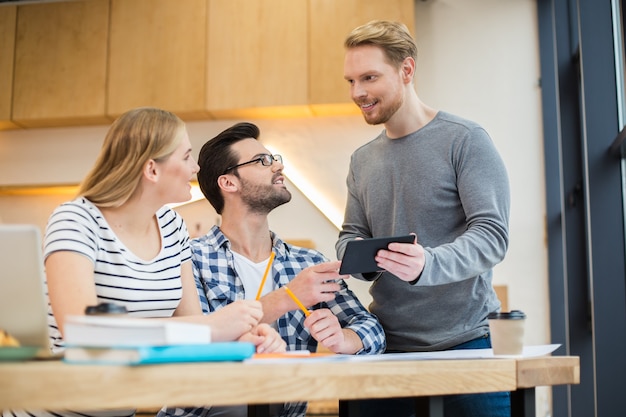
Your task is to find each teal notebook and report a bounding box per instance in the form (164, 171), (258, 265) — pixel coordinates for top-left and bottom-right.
(63, 342), (255, 365)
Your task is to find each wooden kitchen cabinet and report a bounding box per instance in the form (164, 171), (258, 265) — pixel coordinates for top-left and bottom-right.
(308, 0), (415, 116)
(206, 0), (310, 119)
(107, 0), (209, 119)
(12, 0), (110, 127)
(6, 0), (415, 128)
(0, 5), (17, 130)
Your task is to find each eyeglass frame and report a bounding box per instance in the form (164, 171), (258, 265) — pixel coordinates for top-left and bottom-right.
(223, 153), (283, 174)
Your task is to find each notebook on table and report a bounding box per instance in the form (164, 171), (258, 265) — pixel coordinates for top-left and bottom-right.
(0, 224), (56, 360)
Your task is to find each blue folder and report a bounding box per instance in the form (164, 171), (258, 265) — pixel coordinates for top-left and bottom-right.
(63, 342), (256, 365)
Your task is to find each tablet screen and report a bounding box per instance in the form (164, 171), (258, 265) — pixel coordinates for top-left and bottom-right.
(338, 235), (415, 275)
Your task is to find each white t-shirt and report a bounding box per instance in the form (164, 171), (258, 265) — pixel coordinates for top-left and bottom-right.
(231, 251), (274, 300)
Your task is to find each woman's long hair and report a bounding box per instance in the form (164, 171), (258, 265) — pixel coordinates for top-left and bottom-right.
(78, 107), (185, 207)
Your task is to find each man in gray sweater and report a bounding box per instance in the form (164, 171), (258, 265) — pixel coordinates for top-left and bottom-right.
(337, 20), (511, 417)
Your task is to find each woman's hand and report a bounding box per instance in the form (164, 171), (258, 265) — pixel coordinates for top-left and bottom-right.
(238, 323), (286, 353)
(204, 300), (263, 341)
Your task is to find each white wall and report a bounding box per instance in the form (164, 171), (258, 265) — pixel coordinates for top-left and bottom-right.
(0, 0), (551, 414)
(415, 0), (548, 339)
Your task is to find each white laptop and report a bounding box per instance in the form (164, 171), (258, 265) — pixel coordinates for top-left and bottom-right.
(0, 224), (55, 360)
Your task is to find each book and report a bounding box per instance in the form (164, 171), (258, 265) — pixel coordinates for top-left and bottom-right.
(63, 342), (255, 365)
(63, 315), (211, 348)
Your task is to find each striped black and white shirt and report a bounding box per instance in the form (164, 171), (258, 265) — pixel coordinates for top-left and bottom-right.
(1, 198), (192, 417)
(43, 197), (192, 352)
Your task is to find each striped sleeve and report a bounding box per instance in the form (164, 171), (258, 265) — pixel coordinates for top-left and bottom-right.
(44, 200), (101, 264)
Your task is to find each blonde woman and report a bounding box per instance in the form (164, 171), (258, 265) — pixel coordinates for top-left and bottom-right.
(4, 107), (284, 417)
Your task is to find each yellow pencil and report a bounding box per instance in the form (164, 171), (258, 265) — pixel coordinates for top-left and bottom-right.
(284, 286), (311, 316)
(255, 252), (275, 300)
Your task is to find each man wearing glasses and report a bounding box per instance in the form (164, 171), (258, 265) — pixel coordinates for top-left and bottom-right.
(160, 122), (385, 417)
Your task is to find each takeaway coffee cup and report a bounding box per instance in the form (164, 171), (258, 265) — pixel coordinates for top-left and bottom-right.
(488, 310), (526, 356)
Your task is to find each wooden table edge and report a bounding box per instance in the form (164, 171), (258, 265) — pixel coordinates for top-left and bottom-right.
(516, 356), (580, 388)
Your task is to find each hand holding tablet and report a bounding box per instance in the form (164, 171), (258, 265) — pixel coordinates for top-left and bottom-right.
(339, 235), (416, 275)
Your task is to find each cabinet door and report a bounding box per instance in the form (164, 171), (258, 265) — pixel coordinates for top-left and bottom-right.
(309, 0), (415, 115)
(207, 0), (309, 119)
(107, 0), (208, 119)
(0, 6), (17, 130)
(12, 0), (110, 127)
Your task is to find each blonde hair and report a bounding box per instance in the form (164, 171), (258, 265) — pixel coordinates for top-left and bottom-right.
(344, 20), (417, 68)
(78, 107), (185, 207)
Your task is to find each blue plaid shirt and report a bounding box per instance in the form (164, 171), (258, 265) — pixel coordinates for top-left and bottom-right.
(159, 226), (386, 417)
(194, 226), (385, 355)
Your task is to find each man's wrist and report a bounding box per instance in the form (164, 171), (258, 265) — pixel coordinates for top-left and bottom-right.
(408, 272), (422, 285)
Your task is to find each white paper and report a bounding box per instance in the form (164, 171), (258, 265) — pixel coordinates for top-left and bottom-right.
(341, 344), (562, 362)
(244, 344), (562, 364)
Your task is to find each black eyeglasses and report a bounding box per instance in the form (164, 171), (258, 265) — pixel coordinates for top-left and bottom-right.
(223, 154), (283, 174)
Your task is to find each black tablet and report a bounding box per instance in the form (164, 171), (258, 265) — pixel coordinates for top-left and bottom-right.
(339, 235), (415, 275)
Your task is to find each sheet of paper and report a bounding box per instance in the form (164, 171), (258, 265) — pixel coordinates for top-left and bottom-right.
(244, 344), (562, 364)
(340, 344), (562, 362)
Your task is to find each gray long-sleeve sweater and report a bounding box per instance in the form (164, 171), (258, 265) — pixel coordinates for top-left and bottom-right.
(336, 111), (511, 351)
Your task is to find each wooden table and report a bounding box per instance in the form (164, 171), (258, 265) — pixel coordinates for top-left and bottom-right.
(0, 356), (579, 417)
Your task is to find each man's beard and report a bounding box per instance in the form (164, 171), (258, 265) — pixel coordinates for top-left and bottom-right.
(240, 177), (292, 214)
(360, 94), (403, 125)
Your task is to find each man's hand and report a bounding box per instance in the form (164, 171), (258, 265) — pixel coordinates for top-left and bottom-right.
(374, 238), (425, 282)
(304, 308), (363, 354)
(286, 260), (346, 307)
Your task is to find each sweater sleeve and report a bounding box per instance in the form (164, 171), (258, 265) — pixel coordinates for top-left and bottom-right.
(417, 126), (510, 286)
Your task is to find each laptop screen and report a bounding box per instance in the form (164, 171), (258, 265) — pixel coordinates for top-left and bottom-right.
(0, 224), (50, 352)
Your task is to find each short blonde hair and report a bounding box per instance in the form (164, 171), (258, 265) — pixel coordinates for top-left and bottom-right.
(344, 20), (417, 68)
(78, 107), (185, 207)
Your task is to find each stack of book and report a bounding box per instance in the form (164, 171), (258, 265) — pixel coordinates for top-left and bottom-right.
(63, 315), (255, 365)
